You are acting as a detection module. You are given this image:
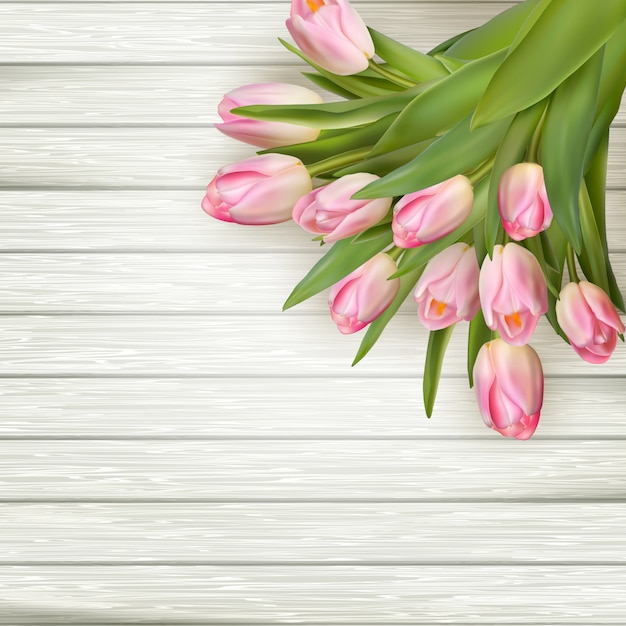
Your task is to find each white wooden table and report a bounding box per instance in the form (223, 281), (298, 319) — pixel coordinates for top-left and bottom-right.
(1, 1), (626, 622)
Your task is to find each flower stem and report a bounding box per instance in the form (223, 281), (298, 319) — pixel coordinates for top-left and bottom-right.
(386, 246), (404, 262)
(306, 146), (373, 178)
(566, 244), (580, 283)
(467, 157), (494, 186)
(367, 59), (416, 88)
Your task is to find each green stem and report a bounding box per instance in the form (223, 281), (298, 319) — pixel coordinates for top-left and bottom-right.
(467, 157), (495, 186)
(566, 244), (580, 283)
(306, 146), (373, 178)
(367, 59), (416, 88)
(386, 246), (404, 262)
(526, 103), (548, 162)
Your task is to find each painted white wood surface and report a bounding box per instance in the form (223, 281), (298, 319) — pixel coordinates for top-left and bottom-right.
(1, 0), (626, 623)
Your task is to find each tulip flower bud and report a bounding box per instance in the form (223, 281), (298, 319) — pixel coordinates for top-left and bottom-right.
(292, 173), (392, 243)
(556, 281), (625, 364)
(202, 154), (312, 225)
(328, 252), (400, 334)
(414, 243), (480, 330)
(286, 0), (375, 76)
(479, 243), (548, 346)
(473, 339), (544, 440)
(392, 175), (474, 249)
(498, 163), (553, 241)
(216, 83), (323, 149)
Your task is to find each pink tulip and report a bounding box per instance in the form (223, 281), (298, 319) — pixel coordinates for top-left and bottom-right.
(473, 339), (543, 440)
(479, 243), (548, 346)
(202, 154), (312, 225)
(556, 281), (625, 364)
(392, 175), (474, 249)
(216, 83), (323, 149)
(329, 252), (400, 334)
(293, 173), (392, 243)
(413, 243), (480, 330)
(286, 0), (375, 76)
(498, 163), (553, 241)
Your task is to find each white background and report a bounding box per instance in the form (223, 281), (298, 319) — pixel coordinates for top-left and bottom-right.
(1, 0), (626, 622)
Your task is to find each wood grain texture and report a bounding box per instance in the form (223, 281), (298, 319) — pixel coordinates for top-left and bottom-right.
(2, 127), (626, 188)
(1, 377), (625, 439)
(4, 252), (626, 313)
(2, 314), (626, 377)
(0, 2), (515, 63)
(3, 189), (626, 252)
(0, 565), (625, 624)
(0, 439), (625, 500)
(1, 66), (623, 127)
(1, 502), (626, 563)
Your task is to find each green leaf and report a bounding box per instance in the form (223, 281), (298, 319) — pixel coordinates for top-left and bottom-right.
(467, 309), (491, 387)
(354, 113), (512, 199)
(541, 47), (605, 254)
(585, 132), (625, 312)
(428, 29), (474, 56)
(333, 138), (435, 178)
(371, 49), (506, 155)
(352, 250), (424, 366)
(445, 0), (543, 59)
(301, 73), (359, 99)
(279, 38), (401, 97)
(472, 0), (626, 127)
(282, 226), (393, 311)
(433, 55), (468, 73)
(234, 82), (430, 130)
(485, 99), (548, 252)
(350, 221), (392, 244)
(390, 179), (489, 279)
(261, 114), (397, 165)
(424, 325), (455, 418)
(577, 182), (610, 295)
(369, 27), (449, 81)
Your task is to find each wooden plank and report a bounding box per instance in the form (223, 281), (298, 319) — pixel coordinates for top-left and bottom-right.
(0, 440), (624, 500)
(0, 3), (515, 63)
(2, 189), (626, 252)
(0, 377), (624, 439)
(1, 127), (625, 188)
(1, 66), (623, 126)
(1, 502), (626, 563)
(1, 314), (626, 377)
(0, 565), (624, 623)
(3, 252), (626, 313)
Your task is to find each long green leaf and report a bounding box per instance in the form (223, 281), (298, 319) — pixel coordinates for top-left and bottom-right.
(334, 139), (435, 178)
(279, 38), (401, 97)
(352, 250), (424, 366)
(577, 182), (610, 295)
(354, 113), (511, 199)
(472, 0), (626, 127)
(302, 73), (359, 99)
(445, 0), (543, 59)
(369, 28), (449, 81)
(585, 132), (625, 312)
(424, 325), (455, 418)
(371, 49), (506, 155)
(541, 47), (604, 254)
(467, 309), (491, 388)
(428, 29), (475, 56)
(390, 179), (489, 279)
(484, 99), (548, 252)
(234, 82), (430, 130)
(262, 114), (396, 165)
(282, 226), (393, 311)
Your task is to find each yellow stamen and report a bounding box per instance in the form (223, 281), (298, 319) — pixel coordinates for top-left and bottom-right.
(504, 311), (522, 329)
(306, 0), (325, 12)
(429, 299), (447, 318)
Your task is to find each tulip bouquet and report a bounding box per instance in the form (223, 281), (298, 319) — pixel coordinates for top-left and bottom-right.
(203, 0), (626, 439)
